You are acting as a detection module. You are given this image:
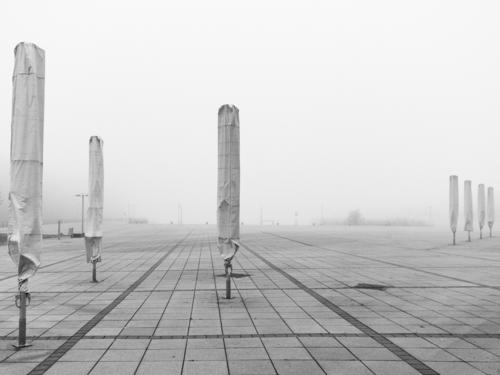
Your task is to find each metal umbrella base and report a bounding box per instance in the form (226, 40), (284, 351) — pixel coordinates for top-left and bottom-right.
(13, 291), (32, 350)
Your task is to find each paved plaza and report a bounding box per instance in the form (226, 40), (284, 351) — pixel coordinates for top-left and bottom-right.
(0, 224), (499, 375)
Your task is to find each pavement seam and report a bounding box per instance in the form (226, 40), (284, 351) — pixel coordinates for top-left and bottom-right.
(26, 232), (192, 375)
(241, 241), (441, 375)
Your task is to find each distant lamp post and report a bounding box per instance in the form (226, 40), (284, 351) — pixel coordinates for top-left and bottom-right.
(75, 193), (88, 234)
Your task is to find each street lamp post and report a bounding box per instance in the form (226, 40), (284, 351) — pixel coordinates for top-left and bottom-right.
(75, 193), (88, 234)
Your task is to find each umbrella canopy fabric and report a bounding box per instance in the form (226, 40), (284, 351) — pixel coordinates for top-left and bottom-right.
(478, 184), (486, 231)
(85, 136), (104, 263)
(449, 175), (459, 234)
(217, 104), (240, 261)
(8, 43), (45, 290)
(487, 187), (495, 228)
(464, 180), (473, 232)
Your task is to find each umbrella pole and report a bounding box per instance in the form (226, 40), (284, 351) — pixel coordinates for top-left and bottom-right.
(453, 231), (456, 245)
(14, 283), (31, 349)
(480, 229), (482, 239)
(468, 231), (471, 242)
(92, 260), (98, 283)
(225, 260), (232, 299)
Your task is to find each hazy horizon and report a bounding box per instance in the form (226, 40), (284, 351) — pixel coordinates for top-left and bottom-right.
(1, 1), (499, 227)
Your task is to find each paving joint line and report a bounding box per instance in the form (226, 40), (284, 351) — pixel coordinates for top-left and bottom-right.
(5, 331), (499, 341)
(241, 241), (440, 375)
(264, 232), (500, 291)
(26, 232), (192, 375)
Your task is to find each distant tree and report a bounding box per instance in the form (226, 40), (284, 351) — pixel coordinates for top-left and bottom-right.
(346, 209), (364, 225)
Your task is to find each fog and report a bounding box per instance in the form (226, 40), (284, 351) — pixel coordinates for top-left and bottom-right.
(1, 1), (499, 226)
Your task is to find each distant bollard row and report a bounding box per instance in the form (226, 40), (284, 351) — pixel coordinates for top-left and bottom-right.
(7, 42), (105, 348)
(449, 175), (495, 245)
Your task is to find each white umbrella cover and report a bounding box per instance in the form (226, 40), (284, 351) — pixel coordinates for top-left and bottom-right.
(478, 184), (486, 237)
(8, 43), (45, 292)
(85, 136), (104, 263)
(487, 187), (495, 236)
(217, 104), (240, 262)
(449, 176), (459, 239)
(464, 180), (473, 232)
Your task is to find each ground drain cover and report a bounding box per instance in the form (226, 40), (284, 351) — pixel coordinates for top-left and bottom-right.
(217, 273), (251, 279)
(354, 283), (390, 291)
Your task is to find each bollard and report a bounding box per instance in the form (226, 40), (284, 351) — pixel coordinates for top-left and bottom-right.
(14, 290), (31, 349)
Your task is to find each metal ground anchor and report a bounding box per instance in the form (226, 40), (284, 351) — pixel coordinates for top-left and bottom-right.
(224, 260), (232, 299)
(91, 260), (98, 283)
(13, 291), (32, 350)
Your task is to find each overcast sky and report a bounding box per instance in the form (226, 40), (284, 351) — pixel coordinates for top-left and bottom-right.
(1, 1), (499, 226)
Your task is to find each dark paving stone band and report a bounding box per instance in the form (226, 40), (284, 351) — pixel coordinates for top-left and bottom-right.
(2, 331), (499, 341)
(26, 232), (192, 375)
(241, 242), (440, 375)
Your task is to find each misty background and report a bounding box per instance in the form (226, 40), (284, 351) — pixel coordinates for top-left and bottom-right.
(0, 1), (499, 226)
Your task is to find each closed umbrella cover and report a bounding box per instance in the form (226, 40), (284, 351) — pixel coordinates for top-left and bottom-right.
(449, 175), (459, 234)
(85, 136), (104, 263)
(217, 104), (240, 261)
(8, 43), (45, 291)
(478, 184), (486, 233)
(487, 187), (495, 229)
(464, 180), (473, 232)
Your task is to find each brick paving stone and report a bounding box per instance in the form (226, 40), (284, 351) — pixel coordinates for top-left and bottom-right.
(142, 348), (184, 361)
(228, 360), (276, 375)
(425, 361), (485, 375)
(100, 348), (145, 362)
(446, 348), (500, 362)
(149, 339), (186, 350)
(59, 349), (106, 362)
(299, 337), (342, 347)
(183, 360), (228, 375)
(364, 360), (422, 374)
(44, 361), (95, 375)
(136, 361), (182, 375)
(227, 347), (269, 360)
(349, 347), (399, 361)
(309, 347), (357, 362)
(0, 363), (38, 374)
(89, 361), (138, 375)
(267, 347), (312, 360)
(185, 348), (226, 361)
(469, 362), (500, 375)
(262, 337), (302, 348)
(318, 360), (373, 375)
(272, 360), (325, 375)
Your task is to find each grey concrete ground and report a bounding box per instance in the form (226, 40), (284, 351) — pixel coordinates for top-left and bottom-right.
(0, 224), (499, 375)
